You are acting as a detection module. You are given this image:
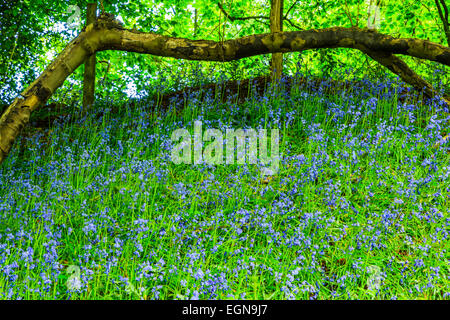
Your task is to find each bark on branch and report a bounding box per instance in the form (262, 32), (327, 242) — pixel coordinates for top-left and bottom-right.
(1, 14), (450, 164)
(97, 25), (450, 66)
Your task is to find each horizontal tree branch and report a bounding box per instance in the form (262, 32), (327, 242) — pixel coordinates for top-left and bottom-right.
(1, 14), (449, 164)
(98, 24), (450, 67)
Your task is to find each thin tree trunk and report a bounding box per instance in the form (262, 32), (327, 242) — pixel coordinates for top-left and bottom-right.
(435, 0), (450, 46)
(1, 13), (449, 164)
(194, 8), (198, 38)
(270, 0), (283, 81)
(82, 3), (97, 112)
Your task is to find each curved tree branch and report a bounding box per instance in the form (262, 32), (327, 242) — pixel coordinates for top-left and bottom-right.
(97, 26), (450, 65)
(1, 14), (449, 164)
(284, 0), (299, 19)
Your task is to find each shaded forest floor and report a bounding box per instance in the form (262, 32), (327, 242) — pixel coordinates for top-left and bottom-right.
(2, 73), (440, 132)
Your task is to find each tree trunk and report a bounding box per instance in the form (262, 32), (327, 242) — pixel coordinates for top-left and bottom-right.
(82, 3), (97, 112)
(435, 0), (450, 46)
(1, 13), (449, 164)
(270, 0), (283, 81)
(194, 8), (198, 38)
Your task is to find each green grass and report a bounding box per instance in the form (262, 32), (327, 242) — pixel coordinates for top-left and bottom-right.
(0, 77), (449, 300)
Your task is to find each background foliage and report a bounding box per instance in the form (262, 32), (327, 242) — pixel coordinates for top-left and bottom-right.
(0, 0), (449, 105)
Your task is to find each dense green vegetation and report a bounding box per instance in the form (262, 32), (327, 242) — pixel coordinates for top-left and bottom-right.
(1, 74), (449, 299)
(1, 0), (449, 105)
(0, 0), (449, 300)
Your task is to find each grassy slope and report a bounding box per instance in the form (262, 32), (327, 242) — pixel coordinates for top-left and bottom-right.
(0, 75), (449, 300)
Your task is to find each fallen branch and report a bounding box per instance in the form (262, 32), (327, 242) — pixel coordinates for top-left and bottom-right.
(358, 46), (450, 106)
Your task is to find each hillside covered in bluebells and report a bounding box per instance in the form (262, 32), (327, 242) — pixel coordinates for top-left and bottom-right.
(0, 0), (449, 300)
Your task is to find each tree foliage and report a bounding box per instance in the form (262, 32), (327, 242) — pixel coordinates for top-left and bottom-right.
(0, 0), (449, 105)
